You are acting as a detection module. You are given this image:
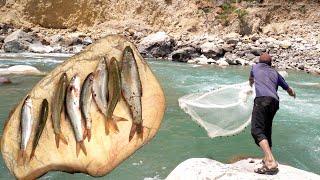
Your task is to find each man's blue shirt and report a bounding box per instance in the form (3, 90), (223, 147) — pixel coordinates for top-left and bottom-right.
(250, 63), (289, 101)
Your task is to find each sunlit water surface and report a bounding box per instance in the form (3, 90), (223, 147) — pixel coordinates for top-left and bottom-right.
(0, 53), (319, 179)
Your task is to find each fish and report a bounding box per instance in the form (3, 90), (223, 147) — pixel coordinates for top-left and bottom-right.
(121, 46), (143, 141)
(92, 57), (108, 117)
(51, 73), (68, 148)
(18, 95), (33, 165)
(66, 75), (87, 157)
(105, 57), (127, 135)
(80, 73), (94, 141)
(30, 99), (49, 160)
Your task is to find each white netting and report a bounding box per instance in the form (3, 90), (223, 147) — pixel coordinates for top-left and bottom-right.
(178, 82), (255, 138)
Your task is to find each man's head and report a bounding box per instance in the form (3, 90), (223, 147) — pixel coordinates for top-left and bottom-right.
(259, 53), (272, 66)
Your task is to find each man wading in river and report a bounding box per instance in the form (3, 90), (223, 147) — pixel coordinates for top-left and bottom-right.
(249, 53), (296, 175)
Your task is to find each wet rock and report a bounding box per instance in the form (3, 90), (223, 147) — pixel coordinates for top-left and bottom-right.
(70, 45), (84, 53)
(49, 34), (63, 45)
(171, 47), (198, 62)
(200, 42), (223, 58)
(217, 58), (229, 67)
(190, 55), (213, 65)
(298, 64), (305, 70)
(4, 29), (32, 43)
(244, 53), (257, 61)
(0, 77), (11, 84)
(3, 40), (22, 52)
(29, 42), (54, 53)
(82, 36), (93, 45)
(224, 52), (239, 65)
(138, 31), (174, 58)
(250, 47), (266, 56)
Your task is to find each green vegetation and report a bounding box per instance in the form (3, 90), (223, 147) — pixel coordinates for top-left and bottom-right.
(216, 2), (248, 26)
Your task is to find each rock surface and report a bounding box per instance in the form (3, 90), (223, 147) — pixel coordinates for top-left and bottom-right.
(166, 158), (320, 180)
(138, 32), (174, 58)
(0, 35), (166, 179)
(0, 65), (43, 75)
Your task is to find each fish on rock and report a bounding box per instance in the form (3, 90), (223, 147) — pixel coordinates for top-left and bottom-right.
(80, 73), (94, 141)
(18, 95), (33, 165)
(105, 57), (128, 135)
(66, 74), (87, 156)
(121, 46), (144, 141)
(92, 58), (108, 116)
(92, 57), (120, 134)
(51, 73), (68, 148)
(30, 99), (49, 160)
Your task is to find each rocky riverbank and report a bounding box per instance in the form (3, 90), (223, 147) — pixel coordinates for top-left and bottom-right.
(1, 21), (319, 75)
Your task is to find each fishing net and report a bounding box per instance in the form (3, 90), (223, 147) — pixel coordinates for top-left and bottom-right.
(178, 82), (255, 138)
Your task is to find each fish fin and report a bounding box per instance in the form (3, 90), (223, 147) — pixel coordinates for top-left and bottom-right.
(129, 124), (137, 142)
(105, 118), (119, 135)
(137, 124), (144, 140)
(85, 128), (92, 142)
(113, 115), (128, 122)
(55, 133), (68, 148)
(17, 149), (26, 166)
(76, 141), (87, 157)
(30, 149), (35, 161)
(55, 134), (60, 148)
(83, 129), (87, 141)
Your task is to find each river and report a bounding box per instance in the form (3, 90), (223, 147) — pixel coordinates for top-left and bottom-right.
(0, 53), (319, 179)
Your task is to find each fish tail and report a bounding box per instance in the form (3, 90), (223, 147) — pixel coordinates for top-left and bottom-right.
(76, 141), (87, 157)
(137, 124), (144, 140)
(86, 128), (91, 142)
(17, 149), (27, 166)
(129, 124), (137, 142)
(113, 115), (129, 122)
(30, 149), (36, 161)
(105, 118), (119, 135)
(55, 133), (68, 148)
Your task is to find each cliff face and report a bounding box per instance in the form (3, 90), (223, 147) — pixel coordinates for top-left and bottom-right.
(1, 0), (319, 36)
(1, 0), (208, 35)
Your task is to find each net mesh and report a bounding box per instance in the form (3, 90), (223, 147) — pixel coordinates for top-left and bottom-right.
(178, 82), (255, 138)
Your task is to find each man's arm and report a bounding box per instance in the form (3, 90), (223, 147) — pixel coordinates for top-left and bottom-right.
(249, 68), (254, 87)
(278, 73), (296, 98)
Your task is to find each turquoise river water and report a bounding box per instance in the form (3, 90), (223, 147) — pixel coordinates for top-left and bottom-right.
(0, 53), (319, 179)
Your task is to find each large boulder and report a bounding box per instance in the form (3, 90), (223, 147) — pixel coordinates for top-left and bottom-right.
(3, 40), (23, 53)
(28, 42), (54, 53)
(4, 29), (32, 43)
(170, 47), (199, 62)
(200, 42), (223, 58)
(3, 29), (32, 52)
(138, 32), (174, 58)
(166, 158), (320, 180)
(0, 65), (43, 75)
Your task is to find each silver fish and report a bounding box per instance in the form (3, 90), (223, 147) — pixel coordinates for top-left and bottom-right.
(30, 99), (49, 160)
(66, 75), (87, 156)
(105, 57), (127, 135)
(80, 73), (94, 142)
(52, 73), (68, 148)
(121, 46), (143, 141)
(92, 58), (108, 117)
(18, 95), (33, 165)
